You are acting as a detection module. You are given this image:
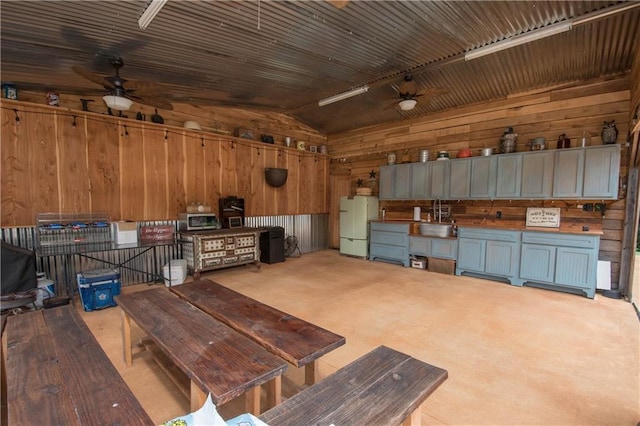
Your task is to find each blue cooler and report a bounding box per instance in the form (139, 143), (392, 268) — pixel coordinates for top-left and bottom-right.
(76, 269), (121, 312)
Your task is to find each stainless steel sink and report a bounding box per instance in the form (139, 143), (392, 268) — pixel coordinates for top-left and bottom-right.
(419, 223), (452, 238)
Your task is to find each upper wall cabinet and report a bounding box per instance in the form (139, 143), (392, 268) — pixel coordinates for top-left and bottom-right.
(379, 164), (412, 200)
(583, 145), (621, 199)
(379, 145), (621, 201)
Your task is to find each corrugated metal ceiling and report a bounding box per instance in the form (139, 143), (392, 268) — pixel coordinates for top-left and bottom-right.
(1, 1), (638, 135)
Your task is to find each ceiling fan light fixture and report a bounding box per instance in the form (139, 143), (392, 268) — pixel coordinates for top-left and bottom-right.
(399, 99), (417, 111)
(103, 95), (133, 111)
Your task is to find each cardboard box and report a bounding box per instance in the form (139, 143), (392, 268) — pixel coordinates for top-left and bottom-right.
(411, 259), (427, 269)
(112, 221), (138, 245)
(163, 259), (188, 287)
(427, 257), (456, 275)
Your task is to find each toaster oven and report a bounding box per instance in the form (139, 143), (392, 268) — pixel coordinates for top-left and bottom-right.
(178, 213), (220, 231)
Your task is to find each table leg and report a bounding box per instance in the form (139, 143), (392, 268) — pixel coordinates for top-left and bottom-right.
(245, 385), (261, 415)
(190, 381), (206, 412)
(402, 402), (423, 426)
(122, 311), (132, 367)
(305, 360), (318, 386)
(265, 375), (282, 408)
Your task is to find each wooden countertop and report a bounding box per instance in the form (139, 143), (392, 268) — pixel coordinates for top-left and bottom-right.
(371, 218), (603, 236)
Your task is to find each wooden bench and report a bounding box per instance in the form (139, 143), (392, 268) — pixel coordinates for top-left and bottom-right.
(116, 287), (288, 413)
(4, 305), (152, 425)
(259, 345), (448, 426)
(171, 279), (346, 405)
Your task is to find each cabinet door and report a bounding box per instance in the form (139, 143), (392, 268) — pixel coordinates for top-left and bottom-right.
(470, 156), (497, 198)
(431, 238), (458, 260)
(457, 238), (486, 272)
(411, 163), (430, 199)
(583, 145), (620, 199)
(394, 163), (412, 199)
(555, 246), (596, 288)
(520, 244), (555, 283)
(408, 237), (430, 256)
(449, 159), (471, 199)
(429, 161), (450, 199)
(485, 240), (518, 276)
(496, 154), (522, 198)
(521, 151), (554, 198)
(553, 149), (584, 198)
(378, 166), (394, 200)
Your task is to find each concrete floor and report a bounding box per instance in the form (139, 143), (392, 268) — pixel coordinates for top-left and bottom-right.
(78, 249), (639, 425)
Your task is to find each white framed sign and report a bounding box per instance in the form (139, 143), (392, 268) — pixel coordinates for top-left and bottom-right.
(526, 208), (561, 228)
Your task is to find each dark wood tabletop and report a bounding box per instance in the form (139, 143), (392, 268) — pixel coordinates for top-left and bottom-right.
(5, 305), (152, 425)
(170, 279), (346, 370)
(115, 287), (288, 410)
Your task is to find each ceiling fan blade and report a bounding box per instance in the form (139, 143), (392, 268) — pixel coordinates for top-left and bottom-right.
(72, 65), (114, 89)
(130, 94), (173, 111)
(415, 87), (449, 98)
(125, 80), (163, 93)
(384, 100), (400, 111)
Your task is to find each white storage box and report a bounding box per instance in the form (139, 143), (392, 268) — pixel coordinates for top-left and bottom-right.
(112, 221), (138, 245)
(164, 259), (187, 287)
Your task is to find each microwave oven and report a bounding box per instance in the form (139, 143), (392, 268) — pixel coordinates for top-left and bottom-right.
(178, 213), (220, 231)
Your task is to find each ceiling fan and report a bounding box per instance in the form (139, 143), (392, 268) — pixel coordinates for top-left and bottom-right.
(72, 57), (172, 111)
(388, 74), (448, 111)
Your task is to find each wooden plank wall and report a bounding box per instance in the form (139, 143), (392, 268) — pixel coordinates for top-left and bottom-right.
(1, 101), (329, 227)
(327, 76), (632, 287)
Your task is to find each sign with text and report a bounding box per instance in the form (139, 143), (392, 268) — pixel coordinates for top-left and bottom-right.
(526, 208), (561, 228)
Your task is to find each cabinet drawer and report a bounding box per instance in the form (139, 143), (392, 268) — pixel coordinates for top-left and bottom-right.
(370, 231), (408, 246)
(458, 227), (520, 242)
(370, 243), (407, 260)
(522, 232), (598, 249)
(408, 237), (430, 256)
(370, 222), (410, 233)
(431, 238), (458, 259)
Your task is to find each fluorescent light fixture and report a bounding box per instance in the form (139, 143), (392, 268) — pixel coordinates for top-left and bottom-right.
(465, 21), (572, 61)
(399, 99), (417, 111)
(318, 85), (369, 107)
(103, 95), (133, 111)
(139, 0), (168, 30)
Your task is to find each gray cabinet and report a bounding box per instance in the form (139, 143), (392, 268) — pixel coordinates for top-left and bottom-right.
(410, 163), (430, 199)
(470, 156), (496, 198)
(521, 151), (555, 198)
(409, 236), (458, 260)
(456, 227), (522, 285)
(429, 161), (450, 199)
(495, 154), (522, 198)
(449, 159), (471, 199)
(369, 222), (410, 267)
(553, 149), (584, 198)
(583, 145), (620, 199)
(520, 231), (599, 298)
(379, 164), (412, 200)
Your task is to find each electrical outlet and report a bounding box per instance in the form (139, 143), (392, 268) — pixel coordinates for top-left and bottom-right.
(583, 203), (593, 211)
(496, 211), (502, 219)
(595, 203), (605, 212)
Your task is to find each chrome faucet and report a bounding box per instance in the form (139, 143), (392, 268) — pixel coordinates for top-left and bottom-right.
(433, 199), (442, 223)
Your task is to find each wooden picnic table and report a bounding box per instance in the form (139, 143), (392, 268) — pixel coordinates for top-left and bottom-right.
(4, 305), (152, 425)
(170, 279), (346, 405)
(115, 287), (288, 414)
(259, 345), (448, 426)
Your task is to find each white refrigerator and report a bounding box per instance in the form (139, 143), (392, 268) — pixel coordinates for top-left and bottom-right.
(339, 195), (379, 258)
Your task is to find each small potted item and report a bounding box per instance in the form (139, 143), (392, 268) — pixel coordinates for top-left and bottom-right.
(436, 151), (450, 160)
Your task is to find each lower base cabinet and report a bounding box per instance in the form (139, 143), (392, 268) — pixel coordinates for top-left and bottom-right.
(369, 222), (410, 267)
(520, 232), (599, 298)
(456, 228), (522, 285)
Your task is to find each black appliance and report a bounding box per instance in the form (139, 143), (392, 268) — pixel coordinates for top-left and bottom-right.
(259, 227), (285, 264)
(219, 196), (245, 228)
(1, 241), (37, 295)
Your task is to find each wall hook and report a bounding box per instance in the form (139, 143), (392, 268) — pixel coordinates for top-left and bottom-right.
(13, 109), (20, 125)
(72, 116), (77, 129)
(164, 130), (168, 141)
(123, 124), (129, 136)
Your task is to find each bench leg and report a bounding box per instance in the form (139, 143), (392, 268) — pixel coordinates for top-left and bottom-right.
(122, 311), (132, 367)
(190, 381), (206, 412)
(265, 375), (282, 409)
(402, 402), (423, 426)
(305, 360), (318, 386)
(245, 385), (261, 415)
